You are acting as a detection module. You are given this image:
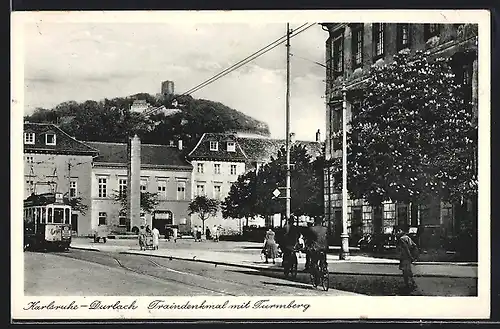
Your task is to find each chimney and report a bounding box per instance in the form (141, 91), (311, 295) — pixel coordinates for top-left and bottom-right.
(315, 129), (321, 142)
(178, 139), (183, 151)
(127, 134), (142, 230)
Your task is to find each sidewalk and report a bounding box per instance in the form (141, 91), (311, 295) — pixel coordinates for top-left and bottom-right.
(70, 238), (477, 279)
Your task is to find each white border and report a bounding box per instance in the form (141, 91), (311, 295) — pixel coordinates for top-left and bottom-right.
(11, 9), (491, 320)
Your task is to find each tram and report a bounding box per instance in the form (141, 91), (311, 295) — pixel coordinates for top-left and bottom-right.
(23, 192), (72, 251)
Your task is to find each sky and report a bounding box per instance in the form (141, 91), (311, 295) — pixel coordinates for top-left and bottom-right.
(23, 21), (328, 142)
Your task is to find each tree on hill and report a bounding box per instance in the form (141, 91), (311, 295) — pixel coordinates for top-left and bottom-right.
(188, 196), (220, 234)
(24, 93), (270, 149)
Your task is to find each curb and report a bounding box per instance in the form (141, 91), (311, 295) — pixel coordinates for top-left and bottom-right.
(70, 246), (100, 252)
(120, 251), (477, 279)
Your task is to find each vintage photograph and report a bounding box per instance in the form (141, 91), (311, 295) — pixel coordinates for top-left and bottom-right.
(11, 10), (490, 320)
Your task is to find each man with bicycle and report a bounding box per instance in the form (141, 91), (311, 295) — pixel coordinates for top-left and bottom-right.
(304, 216), (328, 273)
(280, 215), (300, 268)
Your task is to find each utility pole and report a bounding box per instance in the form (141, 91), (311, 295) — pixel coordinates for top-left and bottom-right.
(285, 23), (291, 223)
(339, 83), (350, 260)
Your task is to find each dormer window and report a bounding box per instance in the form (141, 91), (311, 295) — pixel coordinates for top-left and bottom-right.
(24, 132), (35, 144)
(209, 141), (219, 151)
(45, 133), (56, 146)
(227, 142), (236, 152)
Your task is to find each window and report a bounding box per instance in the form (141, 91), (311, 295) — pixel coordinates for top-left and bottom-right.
(209, 141), (219, 151)
(157, 180), (167, 199)
(48, 208), (53, 223)
(69, 180), (77, 198)
(214, 163), (221, 174)
(372, 23), (385, 58)
(45, 133), (56, 145)
(119, 215), (127, 226)
(230, 164), (237, 175)
(177, 181), (186, 200)
(196, 184), (205, 196)
(26, 180), (34, 194)
(118, 178), (127, 197)
(351, 24), (363, 68)
(24, 132), (35, 144)
(227, 142), (236, 152)
(25, 156), (34, 164)
(98, 177), (107, 198)
(332, 36), (344, 75)
(397, 23), (410, 50)
(214, 185), (222, 200)
(98, 212), (107, 225)
(140, 178), (148, 192)
(425, 24), (440, 39)
(197, 163), (204, 174)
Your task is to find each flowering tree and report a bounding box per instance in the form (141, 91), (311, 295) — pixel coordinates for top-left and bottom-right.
(344, 50), (477, 207)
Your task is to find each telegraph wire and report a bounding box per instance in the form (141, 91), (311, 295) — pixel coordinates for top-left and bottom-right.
(142, 23), (317, 117)
(180, 23), (310, 97)
(181, 23), (317, 97)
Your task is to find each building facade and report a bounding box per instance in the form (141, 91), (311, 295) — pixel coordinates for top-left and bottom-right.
(321, 23), (478, 247)
(23, 123), (99, 235)
(187, 132), (323, 232)
(86, 140), (193, 236)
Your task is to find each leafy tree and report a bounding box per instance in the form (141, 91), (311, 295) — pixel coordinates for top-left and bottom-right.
(188, 195), (220, 233)
(114, 191), (160, 228)
(223, 144), (324, 224)
(65, 196), (88, 215)
(344, 50), (477, 207)
(222, 169), (259, 225)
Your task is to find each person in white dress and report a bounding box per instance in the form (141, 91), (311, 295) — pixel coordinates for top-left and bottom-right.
(152, 226), (160, 250)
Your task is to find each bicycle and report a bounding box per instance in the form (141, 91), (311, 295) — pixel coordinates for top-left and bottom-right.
(282, 248), (298, 279)
(309, 251), (329, 291)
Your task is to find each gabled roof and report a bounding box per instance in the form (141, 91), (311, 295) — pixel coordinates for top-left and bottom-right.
(237, 137), (323, 163)
(23, 122), (99, 156)
(187, 133), (248, 162)
(85, 141), (192, 170)
(187, 132), (323, 164)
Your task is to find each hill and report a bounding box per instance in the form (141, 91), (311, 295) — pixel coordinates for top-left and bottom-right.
(24, 93), (270, 152)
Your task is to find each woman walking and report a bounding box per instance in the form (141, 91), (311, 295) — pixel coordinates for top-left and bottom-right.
(152, 226), (160, 250)
(262, 228), (279, 264)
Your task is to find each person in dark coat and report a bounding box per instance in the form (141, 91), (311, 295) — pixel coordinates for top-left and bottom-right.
(397, 227), (418, 292)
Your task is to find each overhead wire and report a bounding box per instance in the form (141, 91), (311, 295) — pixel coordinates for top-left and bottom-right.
(180, 23), (311, 96)
(182, 23), (317, 96)
(143, 23), (317, 117)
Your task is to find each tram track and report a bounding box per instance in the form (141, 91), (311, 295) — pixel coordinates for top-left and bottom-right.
(48, 250), (314, 296)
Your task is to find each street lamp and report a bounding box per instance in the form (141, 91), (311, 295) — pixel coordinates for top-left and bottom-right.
(339, 83), (350, 260)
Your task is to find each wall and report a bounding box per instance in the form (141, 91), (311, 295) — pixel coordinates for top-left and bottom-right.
(91, 165), (192, 234)
(190, 159), (246, 233)
(24, 153), (94, 235)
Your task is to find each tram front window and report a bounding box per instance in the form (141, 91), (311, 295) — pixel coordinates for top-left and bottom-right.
(53, 208), (64, 224)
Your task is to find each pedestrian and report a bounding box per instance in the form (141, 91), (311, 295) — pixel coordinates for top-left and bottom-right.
(396, 227), (419, 292)
(192, 226), (198, 242)
(211, 225), (219, 242)
(172, 226), (178, 243)
(138, 225), (146, 250)
(297, 233), (305, 258)
(152, 226), (160, 250)
(262, 228), (279, 264)
(197, 226), (202, 242)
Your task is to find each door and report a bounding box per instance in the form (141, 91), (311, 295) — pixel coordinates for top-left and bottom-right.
(71, 214), (78, 234)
